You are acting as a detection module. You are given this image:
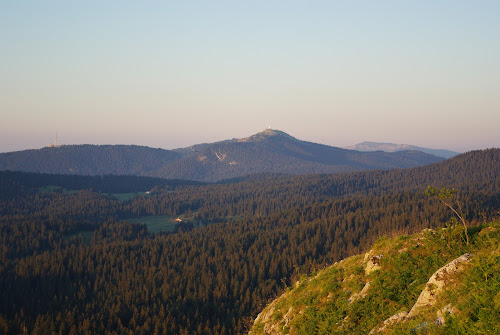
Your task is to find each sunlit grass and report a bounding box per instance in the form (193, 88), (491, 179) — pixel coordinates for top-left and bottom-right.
(251, 221), (500, 335)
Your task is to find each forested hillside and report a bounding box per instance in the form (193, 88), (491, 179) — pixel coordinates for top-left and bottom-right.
(0, 129), (444, 182)
(149, 129), (444, 181)
(0, 149), (498, 334)
(0, 145), (180, 176)
(0, 171), (204, 199)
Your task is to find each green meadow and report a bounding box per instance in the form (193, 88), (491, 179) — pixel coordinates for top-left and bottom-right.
(125, 215), (179, 233)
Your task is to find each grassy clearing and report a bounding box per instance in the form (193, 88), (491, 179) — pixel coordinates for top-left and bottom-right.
(37, 185), (78, 194)
(124, 215), (178, 233)
(63, 215), (182, 244)
(37, 185), (61, 193)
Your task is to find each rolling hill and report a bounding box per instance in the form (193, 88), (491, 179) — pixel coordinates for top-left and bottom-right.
(0, 129), (445, 182)
(0, 144), (181, 176)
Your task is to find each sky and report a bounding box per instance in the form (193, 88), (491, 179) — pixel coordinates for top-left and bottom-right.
(1, 1), (499, 153)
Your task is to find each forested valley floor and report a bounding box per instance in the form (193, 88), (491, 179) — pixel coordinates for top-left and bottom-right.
(0, 149), (498, 334)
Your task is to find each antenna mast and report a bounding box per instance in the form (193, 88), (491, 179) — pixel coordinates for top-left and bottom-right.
(48, 132), (60, 148)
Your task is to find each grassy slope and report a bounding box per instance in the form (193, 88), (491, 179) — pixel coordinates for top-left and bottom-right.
(249, 221), (500, 334)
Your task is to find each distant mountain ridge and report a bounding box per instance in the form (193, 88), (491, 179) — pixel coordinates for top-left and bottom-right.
(0, 144), (181, 176)
(0, 129), (445, 182)
(345, 141), (459, 159)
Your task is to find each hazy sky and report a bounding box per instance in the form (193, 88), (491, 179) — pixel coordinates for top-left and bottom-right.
(1, 1), (499, 153)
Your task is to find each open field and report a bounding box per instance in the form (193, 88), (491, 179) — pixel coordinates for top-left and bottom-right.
(125, 215), (178, 233)
(37, 186), (78, 194)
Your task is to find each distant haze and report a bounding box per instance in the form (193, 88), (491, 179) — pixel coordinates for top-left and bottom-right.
(1, 1), (499, 153)
(344, 142), (459, 159)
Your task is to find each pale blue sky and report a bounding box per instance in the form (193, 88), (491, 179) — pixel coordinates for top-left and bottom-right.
(1, 1), (499, 153)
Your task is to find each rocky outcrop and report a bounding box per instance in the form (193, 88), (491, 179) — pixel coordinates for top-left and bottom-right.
(370, 253), (472, 333)
(407, 253), (472, 317)
(369, 311), (408, 334)
(349, 281), (372, 303)
(249, 293), (301, 335)
(365, 254), (384, 275)
(251, 304), (279, 335)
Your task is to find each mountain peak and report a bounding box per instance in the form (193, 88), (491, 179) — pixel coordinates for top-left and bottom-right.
(237, 128), (296, 143)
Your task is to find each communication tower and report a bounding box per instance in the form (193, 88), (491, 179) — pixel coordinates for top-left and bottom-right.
(48, 132), (61, 148)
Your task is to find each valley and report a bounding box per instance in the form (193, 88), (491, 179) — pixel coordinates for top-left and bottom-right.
(0, 149), (498, 334)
